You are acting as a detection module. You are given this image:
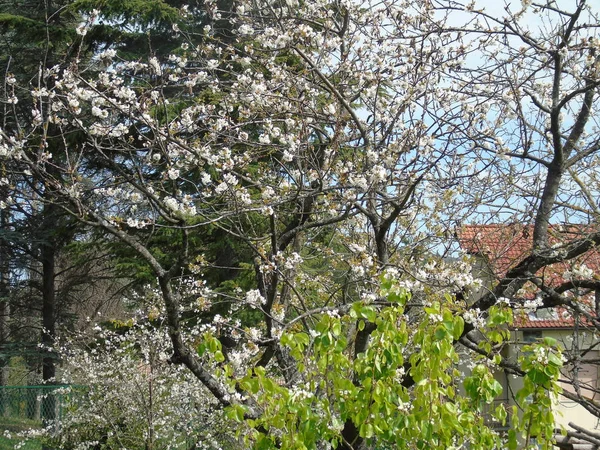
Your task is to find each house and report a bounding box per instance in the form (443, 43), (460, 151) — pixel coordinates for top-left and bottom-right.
(457, 224), (600, 449)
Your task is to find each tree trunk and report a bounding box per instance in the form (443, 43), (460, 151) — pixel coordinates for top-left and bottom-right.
(40, 204), (57, 449)
(41, 240), (56, 383)
(0, 185), (10, 416)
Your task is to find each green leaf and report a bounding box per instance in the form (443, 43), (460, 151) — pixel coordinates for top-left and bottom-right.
(548, 352), (563, 367)
(332, 320), (342, 336)
(434, 326), (447, 341)
(361, 306), (377, 322)
(463, 377), (478, 401)
(527, 368), (550, 385)
(214, 351), (225, 363)
(207, 336), (222, 353)
(360, 423), (374, 439)
(494, 403), (507, 425)
(227, 404), (246, 422)
(296, 332), (310, 346)
(508, 429), (517, 450)
(484, 379), (503, 402)
(374, 355), (382, 373)
(452, 316), (464, 339)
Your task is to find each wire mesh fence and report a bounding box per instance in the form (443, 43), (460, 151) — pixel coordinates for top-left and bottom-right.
(0, 385), (79, 450)
(0, 385), (73, 429)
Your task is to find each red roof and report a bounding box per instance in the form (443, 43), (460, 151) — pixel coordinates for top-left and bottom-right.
(457, 224), (600, 329)
(520, 319), (570, 329)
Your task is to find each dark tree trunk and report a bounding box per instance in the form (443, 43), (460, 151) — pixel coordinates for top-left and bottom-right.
(0, 194), (10, 416)
(41, 241), (56, 384)
(40, 204), (57, 448)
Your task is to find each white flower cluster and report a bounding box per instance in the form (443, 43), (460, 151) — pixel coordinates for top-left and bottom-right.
(463, 308), (486, 329)
(290, 385), (314, 401)
(522, 297), (544, 313)
(533, 345), (549, 365)
(214, 173), (238, 195)
(348, 244), (374, 277)
(281, 252), (303, 270)
(394, 366), (406, 382)
(162, 195), (197, 216)
(259, 258), (277, 274)
(397, 400), (413, 413)
(563, 264), (594, 281)
(149, 56), (162, 75)
(496, 297), (511, 306)
(245, 289), (266, 309)
(126, 218), (148, 229)
(97, 48), (117, 60)
(403, 260), (482, 293)
(0, 133), (24, 158)
(429, 313), (443, 323)
(260, 186), (275, 201)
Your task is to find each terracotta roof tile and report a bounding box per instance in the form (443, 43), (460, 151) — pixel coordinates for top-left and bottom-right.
(513, 309), (578, 329)
(456, 224), (600, 329)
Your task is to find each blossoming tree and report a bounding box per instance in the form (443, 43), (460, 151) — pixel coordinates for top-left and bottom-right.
(2, 0), (600, 448)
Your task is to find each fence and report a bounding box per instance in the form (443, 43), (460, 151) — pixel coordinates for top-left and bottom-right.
(0, 385), (74, 432)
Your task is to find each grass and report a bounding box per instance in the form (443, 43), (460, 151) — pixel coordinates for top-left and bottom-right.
(0, 434), (42, 450)
(0, 415), (41, 432)
(0, 416), (43, 450)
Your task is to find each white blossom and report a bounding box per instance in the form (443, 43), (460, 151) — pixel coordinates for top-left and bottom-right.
(164, 197), (180, 212)
(149, 57), (162, 75)
(245, 289), (266, 309)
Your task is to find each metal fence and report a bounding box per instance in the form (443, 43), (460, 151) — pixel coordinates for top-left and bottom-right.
(0, 385), (73, 431)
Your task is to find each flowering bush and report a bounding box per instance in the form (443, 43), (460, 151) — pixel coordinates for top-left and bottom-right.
(35, 316), (237, 450)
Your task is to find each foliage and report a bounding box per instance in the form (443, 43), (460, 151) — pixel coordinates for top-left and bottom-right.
(222, 279), (563, 449)
(511, 337), (564, 450)
(71, 0), (180, 23)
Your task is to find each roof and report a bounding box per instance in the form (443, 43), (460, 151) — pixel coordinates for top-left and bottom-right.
(518, 312), (579, 330)
(456, 224), (600, 329)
